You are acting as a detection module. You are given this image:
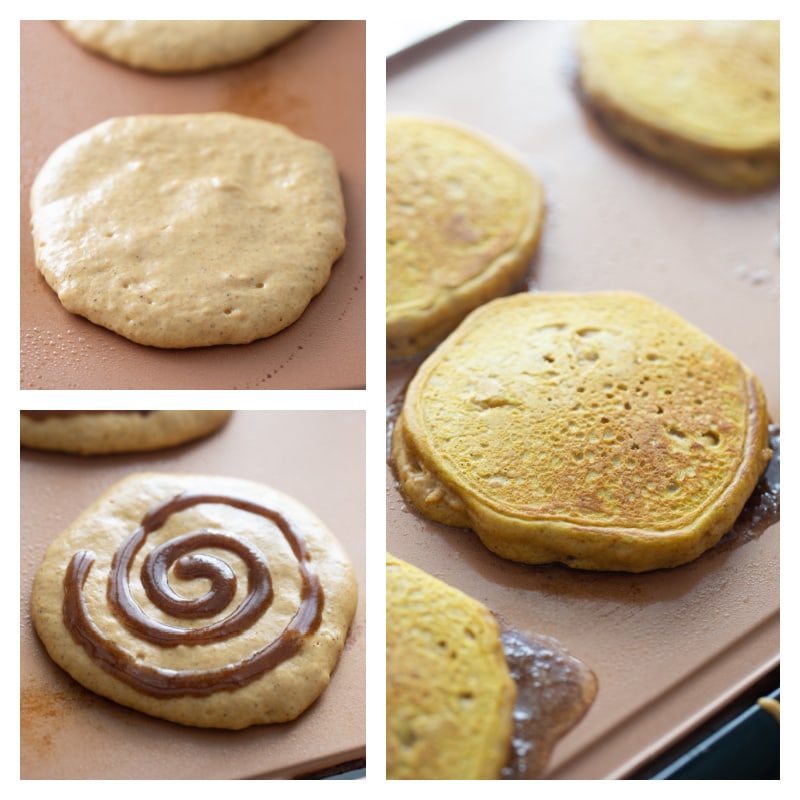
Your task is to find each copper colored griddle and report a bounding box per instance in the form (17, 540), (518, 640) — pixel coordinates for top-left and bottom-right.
(20, 21), (365, 389)
(387, 21), (779, 779)
(20, 411), (366, 779)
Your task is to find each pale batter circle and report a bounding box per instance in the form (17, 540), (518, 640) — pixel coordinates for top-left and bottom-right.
(20, 410), (232, 455)
(30, 113), (346, 348)
(30, 472), (358, 728)
(59, 20), (314, 72)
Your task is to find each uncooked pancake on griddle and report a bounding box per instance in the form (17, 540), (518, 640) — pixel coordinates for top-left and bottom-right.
(31, 472), (358, 728)
(59, 20), (314, 72)
(30, 113), (345, 348)
(20, 410), (231, 455)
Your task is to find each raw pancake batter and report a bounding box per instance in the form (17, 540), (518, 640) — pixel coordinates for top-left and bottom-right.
(59, 20), (314, 72)
(31, 472), (358, 728)
(30, 113), (346, 348)
(20, 410), (232, 454)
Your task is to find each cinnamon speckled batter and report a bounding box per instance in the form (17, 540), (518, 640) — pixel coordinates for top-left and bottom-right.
(31, 473), (358, 728)
(59, 20), (314, 72)
(30, 113), (346, 348)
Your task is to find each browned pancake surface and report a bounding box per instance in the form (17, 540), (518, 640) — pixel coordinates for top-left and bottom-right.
(393, 292), (771, 571)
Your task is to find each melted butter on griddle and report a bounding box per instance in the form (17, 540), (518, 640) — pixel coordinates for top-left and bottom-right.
(726, 425), (780, 541)
(499, 627), (597, 779)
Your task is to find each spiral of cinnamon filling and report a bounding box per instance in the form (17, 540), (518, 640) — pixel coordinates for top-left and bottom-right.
(62, 493), (324, 698)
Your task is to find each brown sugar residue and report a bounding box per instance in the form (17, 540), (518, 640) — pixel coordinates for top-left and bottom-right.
(499, 627), (598, 779)
(20, 678), (101, 756)
(728, 425), (780, 541)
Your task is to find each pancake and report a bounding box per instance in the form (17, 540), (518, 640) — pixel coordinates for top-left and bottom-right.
(59, 20), (314, 72)
(20, 410), (231, 455)
(576, 21), (780, 190)
(30, 113), (345, 348)
(386, 553), (515, 779)
(31, 472), (358, 729)
(392, 291), (772, 572)
(387, 116), (544, 358)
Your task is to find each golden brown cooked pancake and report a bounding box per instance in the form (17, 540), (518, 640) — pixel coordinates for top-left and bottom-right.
(387, 116), (544, 358)
(577, 21), (779, 190)
(386, 553), (515, 779)
(393, 292), (772, 572)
